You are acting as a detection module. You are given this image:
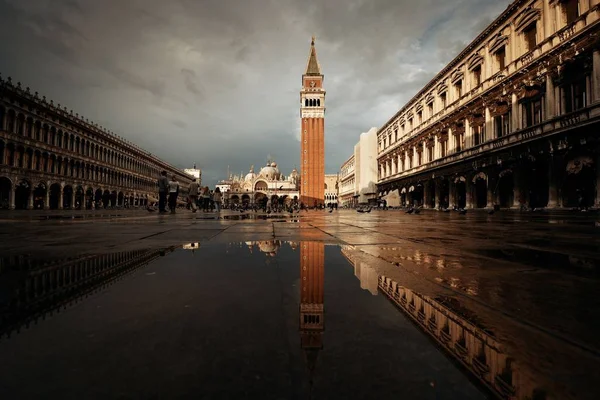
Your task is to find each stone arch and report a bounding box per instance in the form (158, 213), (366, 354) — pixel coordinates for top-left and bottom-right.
(25, 116), (34, 138)
(498, 169), (514, 208)
(472, 172), (488, 208)
(563, 154), (595, 208)
(63, 185), (74, 209)
(49, 183), (61, 209)
(16, 113), (26, 135)
(15, 179), (32, 210)
(33, 182), (47, 209)
(75, 185), (85, 209)
(254, 180), (268, 191)
(86, 187), (94, 209)
(6, 109), (16, 133)
(0, 176), (12, 209)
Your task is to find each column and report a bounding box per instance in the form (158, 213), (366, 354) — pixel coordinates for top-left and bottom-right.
(485, 108), (492, 142)
(58, 188), (64, 210)
(449, 180), (456, 208)
(596, 154), (600, 208)
(592, 50), (600, 104)
(511, 93), (519, 131)
(464, 119), (472, 148)
(487, 177), (495, 208)
(448, 128), (454, 153)
(546, 74), (556, 119)
(435, 180), (442, 209)
(9, 185), (15, 210)
(44, 189), (50, 210)
(71, 190), (76, 209)
(397, 154), (402, 173)
(423, 183), (430, 209)
(27, 191), (33, 210)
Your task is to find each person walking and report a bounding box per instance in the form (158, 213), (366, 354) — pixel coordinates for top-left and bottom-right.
(213, 187), (222, 212)
(168, 175), (179, 213)
(188, 179), (199, 213)
(157, 171), (169, 213)
(202, 186), (211, 212)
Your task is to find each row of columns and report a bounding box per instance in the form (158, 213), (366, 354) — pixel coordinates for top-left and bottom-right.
(2, 185), (150, 210)
(409, 155), (600, 209)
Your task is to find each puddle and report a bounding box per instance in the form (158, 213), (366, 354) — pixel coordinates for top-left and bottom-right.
(0, 242), (596, 399)
(0, 242), (486, 399)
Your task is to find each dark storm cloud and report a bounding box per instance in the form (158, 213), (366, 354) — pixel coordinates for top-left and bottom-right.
(0, 0), (511, 186)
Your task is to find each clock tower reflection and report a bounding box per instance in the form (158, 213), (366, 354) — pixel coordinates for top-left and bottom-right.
(299, 241), (325, 377)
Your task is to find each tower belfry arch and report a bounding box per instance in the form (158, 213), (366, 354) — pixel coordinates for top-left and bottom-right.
(300, 36), (326, 206)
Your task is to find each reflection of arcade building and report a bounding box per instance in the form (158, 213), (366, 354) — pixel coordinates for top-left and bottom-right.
(299, 242), (325, 375)
(0, 249), (169, 336)
(379, 274), (558, 400)
(217, 163), (300, 207)
(377, 1), (600, 209)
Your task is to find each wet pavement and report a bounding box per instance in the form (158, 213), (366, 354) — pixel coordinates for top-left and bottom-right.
(0, 209), (599, 399)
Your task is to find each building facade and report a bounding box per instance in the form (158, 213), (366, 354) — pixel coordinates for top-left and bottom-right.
(216, 163), (299, 207)
(300, 37), (326, 207)
(324, 173), (339, 206)
(0, 76), (192, 210)
(338, 127), (379, 207)
(339, 154), (356, 207)
(377, 0), (600, 210)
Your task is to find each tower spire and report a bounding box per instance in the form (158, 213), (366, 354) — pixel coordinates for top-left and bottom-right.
(304, 36), (321, 76)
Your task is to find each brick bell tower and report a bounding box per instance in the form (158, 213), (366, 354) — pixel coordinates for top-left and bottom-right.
(300, 36), (325, 207)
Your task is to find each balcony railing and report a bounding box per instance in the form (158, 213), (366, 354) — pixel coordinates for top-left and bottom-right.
(378, 103), (599, 183)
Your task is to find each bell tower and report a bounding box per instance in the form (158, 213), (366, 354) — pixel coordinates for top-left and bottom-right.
(300, 36), (325, 207)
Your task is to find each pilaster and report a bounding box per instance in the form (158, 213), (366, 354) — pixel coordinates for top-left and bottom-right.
(511, 93), (519, 131)
(592, 50), (600, 104)
(44, 189), (50, 210)
(9, 186), (15, 210)
(545, 74), (556, 119)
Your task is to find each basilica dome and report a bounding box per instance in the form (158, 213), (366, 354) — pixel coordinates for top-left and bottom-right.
(244, 166), (256, 182)
(259, 162), (281, 180)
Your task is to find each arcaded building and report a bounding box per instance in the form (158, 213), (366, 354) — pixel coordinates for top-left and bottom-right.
(300, 37), (326, 207)
(0, 76), (192, 210)
(377, 0), (600, 209)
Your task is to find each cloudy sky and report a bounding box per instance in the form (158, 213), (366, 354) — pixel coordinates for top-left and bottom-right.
(0, 0), (511, 186)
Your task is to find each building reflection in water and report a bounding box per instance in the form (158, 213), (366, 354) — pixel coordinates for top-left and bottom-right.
(299, 241), (325, 381)
(378, 274), (546, 400)
(0, 247), (175, 339)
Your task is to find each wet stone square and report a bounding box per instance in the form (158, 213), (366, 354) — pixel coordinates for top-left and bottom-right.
(0, 209), (599, 399)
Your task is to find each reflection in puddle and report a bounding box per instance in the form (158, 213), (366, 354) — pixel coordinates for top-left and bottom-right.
(379, 274), (544, 400)
(0, 248), (176, 338)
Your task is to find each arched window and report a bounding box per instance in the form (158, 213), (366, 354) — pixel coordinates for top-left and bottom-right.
(305, 99), (308, 107)
(317, 99), (320, 106)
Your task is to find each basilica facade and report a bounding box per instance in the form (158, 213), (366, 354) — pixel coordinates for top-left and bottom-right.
(0, 76), (192, 210)
(217, 162), (300, 207)
(377, 0), (600, 210)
